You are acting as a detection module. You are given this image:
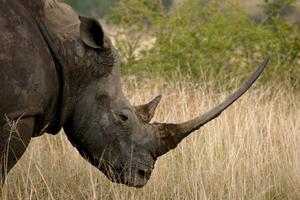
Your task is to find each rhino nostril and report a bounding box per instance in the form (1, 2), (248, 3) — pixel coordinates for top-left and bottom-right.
(138, 169), (151, 178)
(119, 114), (128, 121)
(138, 169), (145, 177)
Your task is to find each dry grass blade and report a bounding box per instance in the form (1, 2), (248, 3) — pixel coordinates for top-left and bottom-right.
(1, 79), (299, 200)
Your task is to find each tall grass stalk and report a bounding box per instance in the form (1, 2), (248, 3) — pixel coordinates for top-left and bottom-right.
(1, 78), (299, 200)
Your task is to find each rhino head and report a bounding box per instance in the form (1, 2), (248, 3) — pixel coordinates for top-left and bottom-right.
(38, 3), (269, 188)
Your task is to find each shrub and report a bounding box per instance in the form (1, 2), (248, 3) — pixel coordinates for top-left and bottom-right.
(63, 0), (118, 17)
(111, 0), (300, 88)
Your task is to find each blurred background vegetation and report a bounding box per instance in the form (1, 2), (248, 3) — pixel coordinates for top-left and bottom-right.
(63, 0), (300, 89)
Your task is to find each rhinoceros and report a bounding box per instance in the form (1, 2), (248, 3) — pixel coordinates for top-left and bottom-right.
(0, 0), (269, 187)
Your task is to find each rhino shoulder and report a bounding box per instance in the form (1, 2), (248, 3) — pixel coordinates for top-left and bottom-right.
(0, 2), (59, 129)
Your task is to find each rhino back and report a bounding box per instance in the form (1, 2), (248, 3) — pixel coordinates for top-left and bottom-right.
(0, 1), (59, 127)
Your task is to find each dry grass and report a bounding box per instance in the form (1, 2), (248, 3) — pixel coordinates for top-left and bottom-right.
(1, 78), (299, 200)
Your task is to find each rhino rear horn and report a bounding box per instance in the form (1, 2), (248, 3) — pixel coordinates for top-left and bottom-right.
(135, 95), (162, 123)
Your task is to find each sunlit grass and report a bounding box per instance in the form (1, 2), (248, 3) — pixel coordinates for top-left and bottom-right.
(1, 78), (299, 200)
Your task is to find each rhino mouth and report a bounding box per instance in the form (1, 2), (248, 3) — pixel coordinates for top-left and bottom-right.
(70, 142), (151, 188)
(99, 161), (151, 188)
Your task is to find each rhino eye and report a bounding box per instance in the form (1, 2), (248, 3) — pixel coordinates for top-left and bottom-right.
(119, 114), (128, 122)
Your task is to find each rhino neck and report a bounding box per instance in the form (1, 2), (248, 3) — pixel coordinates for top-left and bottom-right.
(42, 0), (115, 131)
(36, 0), (78, 133)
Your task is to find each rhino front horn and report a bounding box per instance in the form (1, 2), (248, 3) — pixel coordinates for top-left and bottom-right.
(153, 57), (270, 157)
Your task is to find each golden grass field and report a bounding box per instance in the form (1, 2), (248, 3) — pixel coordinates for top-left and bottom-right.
(1, 78), (299, 200)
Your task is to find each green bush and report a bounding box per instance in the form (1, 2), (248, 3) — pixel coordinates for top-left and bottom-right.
(111, 0), (300, 88)
(63, 0), (118, 17)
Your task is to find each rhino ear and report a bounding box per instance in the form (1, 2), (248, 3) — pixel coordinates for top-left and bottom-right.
(79, 16), (106, 49)
(135, 95), (162, 123)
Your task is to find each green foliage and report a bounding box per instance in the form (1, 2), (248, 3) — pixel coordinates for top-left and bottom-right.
(110, 0), (165, 28)
(63, 0), (118, 17)
(63, 0), (173, 18)
(111, 0), (300, 88)
(261, 0), (297, 25)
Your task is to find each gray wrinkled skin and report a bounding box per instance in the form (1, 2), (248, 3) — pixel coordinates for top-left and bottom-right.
(0, 0), (159, 187)
(42, 1), (159, 187)
(0, 0), (268, 188)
